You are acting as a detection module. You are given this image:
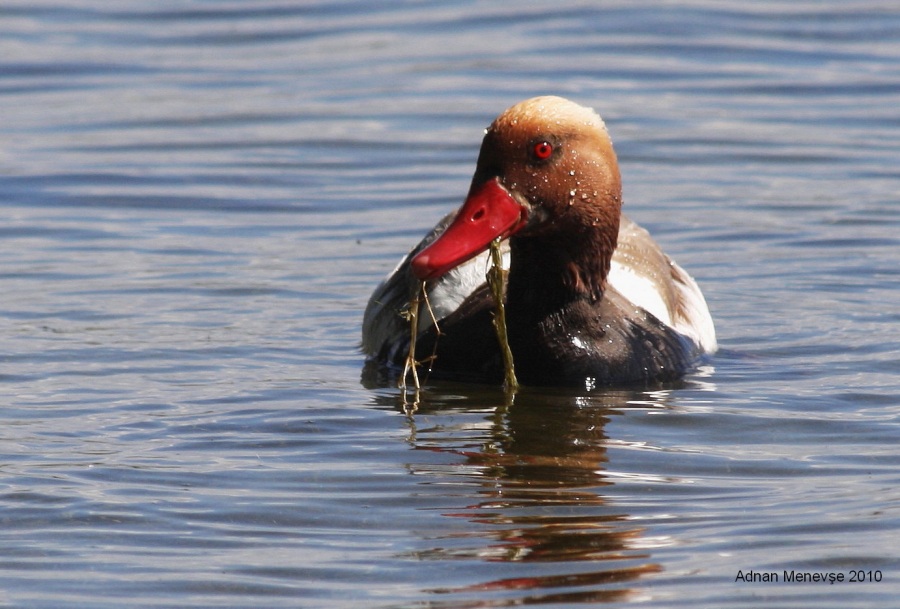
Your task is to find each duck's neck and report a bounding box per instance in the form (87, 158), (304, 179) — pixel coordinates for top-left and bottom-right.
(505, 222), (617, 320)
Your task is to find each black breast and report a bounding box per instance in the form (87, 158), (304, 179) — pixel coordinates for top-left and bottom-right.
(407, 284), (700, 387)
(507, 287), (699, 387)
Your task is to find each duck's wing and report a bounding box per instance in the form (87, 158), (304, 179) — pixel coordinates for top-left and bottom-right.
(608, 216), (717, 353)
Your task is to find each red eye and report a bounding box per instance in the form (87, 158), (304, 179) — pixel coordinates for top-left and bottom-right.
(532, 141), (553, 160)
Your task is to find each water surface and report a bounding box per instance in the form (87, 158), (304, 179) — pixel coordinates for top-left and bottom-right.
(1, 2), (899, 608)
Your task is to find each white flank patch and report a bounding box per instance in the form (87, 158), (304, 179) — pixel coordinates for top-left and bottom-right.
(420, 249), (509, 331)
(607, 261), (672, 326)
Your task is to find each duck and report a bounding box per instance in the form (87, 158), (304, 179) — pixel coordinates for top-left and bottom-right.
(362, 96), (716, 388)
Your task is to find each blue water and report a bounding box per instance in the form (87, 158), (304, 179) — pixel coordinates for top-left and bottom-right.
(1, 2), (899, 608)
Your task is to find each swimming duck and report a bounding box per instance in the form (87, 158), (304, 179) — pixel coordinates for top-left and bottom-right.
(362, 96), (716, 388)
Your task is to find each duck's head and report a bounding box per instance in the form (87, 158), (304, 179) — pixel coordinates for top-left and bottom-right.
(411, 96), (622, 289)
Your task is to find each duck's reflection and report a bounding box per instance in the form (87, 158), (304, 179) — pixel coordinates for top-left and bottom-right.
(371, 385), (675, 606)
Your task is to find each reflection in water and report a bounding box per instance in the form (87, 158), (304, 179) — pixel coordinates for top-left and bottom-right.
(373, 387), (675, 606)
